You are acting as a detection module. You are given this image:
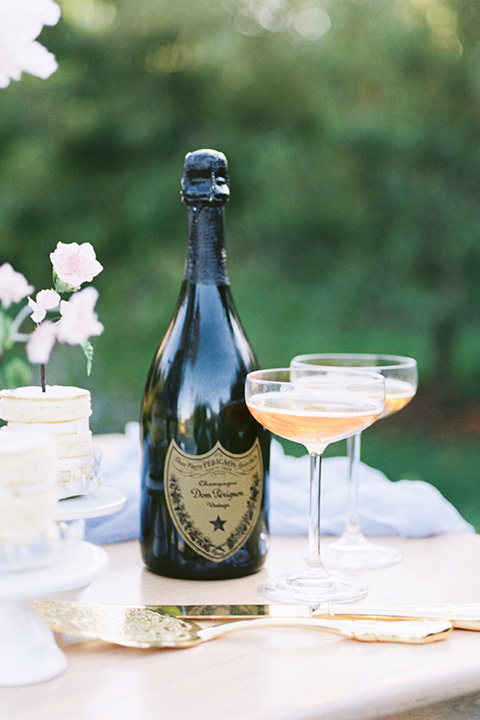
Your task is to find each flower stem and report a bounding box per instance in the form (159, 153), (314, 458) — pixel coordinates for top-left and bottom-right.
(40, 364), (46, 392)
(11, 304), (33, 332)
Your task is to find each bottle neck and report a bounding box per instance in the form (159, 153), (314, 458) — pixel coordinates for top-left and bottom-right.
(184, 205), (229, 285)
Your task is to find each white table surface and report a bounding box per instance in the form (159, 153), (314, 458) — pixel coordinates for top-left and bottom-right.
(2, 532), (480, 720)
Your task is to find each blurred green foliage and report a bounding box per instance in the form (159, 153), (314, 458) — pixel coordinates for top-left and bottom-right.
(0, 1), (479, 508)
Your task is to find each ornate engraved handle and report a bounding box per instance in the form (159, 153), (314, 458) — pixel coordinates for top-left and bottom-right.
(319, 603), (480, 630)
(197, 616), (452, 645)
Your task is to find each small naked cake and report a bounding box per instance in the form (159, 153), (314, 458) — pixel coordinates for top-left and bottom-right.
(0, 385), (101, 499)
(0, 429), (59, 570)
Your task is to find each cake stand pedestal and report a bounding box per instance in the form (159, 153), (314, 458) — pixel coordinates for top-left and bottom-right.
(0, 541), (108, 686)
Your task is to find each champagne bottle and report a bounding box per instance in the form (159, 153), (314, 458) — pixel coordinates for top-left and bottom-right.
(140, 149), (270, 579)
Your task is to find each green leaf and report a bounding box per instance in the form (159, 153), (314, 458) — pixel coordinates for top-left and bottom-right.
(0, 313), (14, 355)
(81, 340), (94, 376)
(52, 270), (76, 295)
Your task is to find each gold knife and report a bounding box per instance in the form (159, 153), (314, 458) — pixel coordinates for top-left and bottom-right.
(32, 601), (480, 630)
(157, 603), (480, 630)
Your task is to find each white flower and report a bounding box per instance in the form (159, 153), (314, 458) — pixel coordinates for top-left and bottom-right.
(28, 288), (60, 323)
(57, 287), (104, 346)
(50, 241), (104, 290)
(0, 0), (61, 89)
(26, 319), (57, 364)
(0, 262), (34, 308)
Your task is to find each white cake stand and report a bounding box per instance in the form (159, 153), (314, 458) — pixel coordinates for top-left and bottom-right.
(0, 541), (108, 686)
(55, 485), (127, 522)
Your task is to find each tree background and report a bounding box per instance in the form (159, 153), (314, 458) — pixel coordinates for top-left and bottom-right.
(1, 0), (479, 524)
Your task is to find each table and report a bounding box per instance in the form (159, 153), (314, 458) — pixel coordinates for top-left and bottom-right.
(2, 533), (480, 720)
(2, 434), (480, 720)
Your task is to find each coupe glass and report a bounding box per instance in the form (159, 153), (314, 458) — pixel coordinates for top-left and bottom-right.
(245, 367), (385, 605)
(291, 354), (418, 570)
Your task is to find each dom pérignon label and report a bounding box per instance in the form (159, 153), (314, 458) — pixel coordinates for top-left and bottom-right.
(164, 438), (263, 562)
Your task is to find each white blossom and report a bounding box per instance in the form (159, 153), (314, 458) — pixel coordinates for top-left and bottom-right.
(28, 288), (60, 323)
(0, 0), (61, 89)
(0, 262), (34, 308)
(50, 242), (104, 290)
(26, 319), (57, 364)
(57, 287), (104, 346)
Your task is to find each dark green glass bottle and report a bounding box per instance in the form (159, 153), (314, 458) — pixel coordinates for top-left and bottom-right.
(140, 149), (270, 579)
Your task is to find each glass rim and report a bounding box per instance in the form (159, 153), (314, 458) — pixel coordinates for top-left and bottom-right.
(291, 353), (417, 371)
(246, 367), (387, 387)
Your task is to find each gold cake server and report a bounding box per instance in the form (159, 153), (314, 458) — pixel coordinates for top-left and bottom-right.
(32, 601), (452, 647)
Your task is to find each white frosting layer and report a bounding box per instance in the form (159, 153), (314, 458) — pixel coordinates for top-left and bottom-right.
(1, 385), (89, 400)
(0, 429), (57, 487)
(0, 487), (56, 539)
(56, 431), (93, 460)
(0, 385), (91, 423)
(0, 478), (55, 499)
(0, 430), (57, 541)
(8, 418), (90, 435)
(57, 454), (92, 471)
(0, 428), (56, 454)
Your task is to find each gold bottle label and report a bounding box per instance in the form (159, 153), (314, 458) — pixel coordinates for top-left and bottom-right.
(164, 439), (264, 562)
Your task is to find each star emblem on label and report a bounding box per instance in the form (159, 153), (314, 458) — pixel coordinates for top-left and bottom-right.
(210, 515), (227, 532)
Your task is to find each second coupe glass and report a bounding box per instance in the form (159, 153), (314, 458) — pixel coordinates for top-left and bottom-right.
(291, 354), (418, 570)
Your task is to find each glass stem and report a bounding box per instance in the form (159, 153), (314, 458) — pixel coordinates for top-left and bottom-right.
(344, 432), (363, 539)
(306, 451), (324, 569)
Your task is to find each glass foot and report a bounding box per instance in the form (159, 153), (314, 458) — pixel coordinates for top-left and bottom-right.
(322, 535), (402, 571)
(260, 568), (368, 606)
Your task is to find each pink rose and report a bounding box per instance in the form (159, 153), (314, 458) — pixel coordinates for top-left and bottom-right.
(50, 242), (103, 290)
(28, 288), (60, 323)
(26, 320), (57, 364)
(0, 263), (34, 308)
(56, 287), (104, 346)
